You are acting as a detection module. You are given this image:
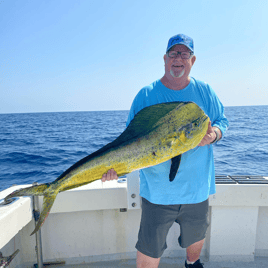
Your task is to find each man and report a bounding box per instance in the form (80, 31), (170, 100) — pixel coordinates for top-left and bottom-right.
(102, 34), (229, 268)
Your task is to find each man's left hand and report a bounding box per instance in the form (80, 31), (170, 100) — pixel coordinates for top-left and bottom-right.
(198, 121), (221, 146)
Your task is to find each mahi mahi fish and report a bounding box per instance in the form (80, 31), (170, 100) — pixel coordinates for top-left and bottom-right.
(5, 101), (209, 235)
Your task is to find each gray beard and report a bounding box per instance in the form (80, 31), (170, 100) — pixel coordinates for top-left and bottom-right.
(170, 69), (185, 78)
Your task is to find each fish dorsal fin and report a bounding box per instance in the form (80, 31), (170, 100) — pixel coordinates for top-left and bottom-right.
(114, 102), (186, 143)
(56, 101), (189, 182)
(169, 155), (181, 182)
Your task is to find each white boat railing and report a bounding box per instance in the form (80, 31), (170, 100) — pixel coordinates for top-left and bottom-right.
(1, 173), (268, 267)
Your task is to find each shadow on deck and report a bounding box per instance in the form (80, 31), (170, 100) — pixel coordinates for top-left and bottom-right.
(46, 256), (268, 268)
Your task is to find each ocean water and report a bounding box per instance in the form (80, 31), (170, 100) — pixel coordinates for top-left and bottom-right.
(0, 106), (267, 192)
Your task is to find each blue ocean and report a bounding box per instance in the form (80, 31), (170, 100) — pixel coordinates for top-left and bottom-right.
(0, 106), (267, 192)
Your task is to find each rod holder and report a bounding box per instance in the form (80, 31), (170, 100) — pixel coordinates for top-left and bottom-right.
(0, 249), (20, 267)
(0, 197), (19, 207)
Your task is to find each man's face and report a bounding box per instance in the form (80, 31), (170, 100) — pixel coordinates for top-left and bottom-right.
(164, 44), (196, 80)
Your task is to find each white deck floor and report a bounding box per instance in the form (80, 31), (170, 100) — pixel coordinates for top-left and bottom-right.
(41, 256), (268, 268)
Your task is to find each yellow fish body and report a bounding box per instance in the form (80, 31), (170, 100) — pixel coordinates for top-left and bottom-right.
(5, 101), (209, 235)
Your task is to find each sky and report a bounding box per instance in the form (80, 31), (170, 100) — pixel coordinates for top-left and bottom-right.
(0, 0), (267, 113)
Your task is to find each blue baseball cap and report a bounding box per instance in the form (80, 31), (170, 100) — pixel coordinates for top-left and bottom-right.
(166, 34), (194, 53)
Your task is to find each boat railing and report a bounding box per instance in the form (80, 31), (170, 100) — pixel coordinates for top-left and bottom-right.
(1, 173), (268, 267)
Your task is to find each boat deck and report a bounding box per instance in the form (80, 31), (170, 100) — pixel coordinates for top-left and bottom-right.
(41, 256), (268, 268)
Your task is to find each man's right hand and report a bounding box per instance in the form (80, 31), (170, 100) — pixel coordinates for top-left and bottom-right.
(101, 168), (118, 182)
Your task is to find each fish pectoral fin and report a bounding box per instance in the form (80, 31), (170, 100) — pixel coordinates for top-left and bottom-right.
(169, 155), (181, 182)
(30, 191), (57, 236)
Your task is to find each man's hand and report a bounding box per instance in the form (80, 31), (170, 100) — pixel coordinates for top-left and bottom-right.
(101, 168), (118, 182)
(198, 121), (221, 146)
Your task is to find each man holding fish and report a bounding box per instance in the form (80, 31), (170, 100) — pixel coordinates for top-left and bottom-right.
(5, 34), (228, 268)
(102, 34), (229, 268)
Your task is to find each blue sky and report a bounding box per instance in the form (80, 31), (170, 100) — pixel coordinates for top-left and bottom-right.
(1, 0), (267, 113)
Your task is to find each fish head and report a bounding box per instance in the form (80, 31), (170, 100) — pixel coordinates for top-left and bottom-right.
(175, 103), (210, 147)
(183, 115), (209, 138)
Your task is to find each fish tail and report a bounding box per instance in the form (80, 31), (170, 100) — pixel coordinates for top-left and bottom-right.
(30, 190), (58, 235)
(4, 183), (59, 236)
(4, 183), (51, 201)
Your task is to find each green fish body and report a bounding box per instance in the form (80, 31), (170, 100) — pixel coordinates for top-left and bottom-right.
(5, 101), (209, 235)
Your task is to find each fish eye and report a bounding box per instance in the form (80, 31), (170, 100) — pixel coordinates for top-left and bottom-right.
(192, 120), (199, 127)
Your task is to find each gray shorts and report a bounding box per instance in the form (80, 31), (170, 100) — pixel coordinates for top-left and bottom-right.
(135, 197), (209, 258)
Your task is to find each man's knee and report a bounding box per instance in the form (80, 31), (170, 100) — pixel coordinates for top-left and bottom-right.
(136, 250), (160, 268)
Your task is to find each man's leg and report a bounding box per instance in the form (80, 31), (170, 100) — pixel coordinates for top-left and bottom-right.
(136, 250), (161, 268)
(177, 199), (209, 265)
(136, 198), (181, 268)
(186, 239), (205, 262)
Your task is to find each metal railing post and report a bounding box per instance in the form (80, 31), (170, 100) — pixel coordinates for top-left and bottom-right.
(32, 182), (43, 268)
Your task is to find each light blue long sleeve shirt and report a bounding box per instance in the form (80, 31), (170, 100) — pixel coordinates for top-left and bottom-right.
(126, 77), (229, 205)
